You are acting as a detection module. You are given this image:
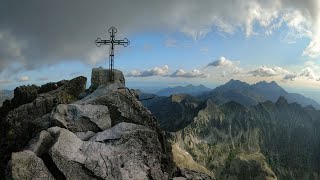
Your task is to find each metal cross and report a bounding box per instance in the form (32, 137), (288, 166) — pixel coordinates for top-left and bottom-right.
(95, 27), (130, 81)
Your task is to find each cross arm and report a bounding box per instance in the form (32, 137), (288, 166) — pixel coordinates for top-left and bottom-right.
(95, 38), (112, 47)
(113, 38), (130, 47)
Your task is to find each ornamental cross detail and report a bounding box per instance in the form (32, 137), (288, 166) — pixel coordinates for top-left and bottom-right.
(95, 27), (130, 81)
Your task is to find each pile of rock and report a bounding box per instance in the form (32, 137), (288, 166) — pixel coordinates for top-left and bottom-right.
(1, 68), (213, 180)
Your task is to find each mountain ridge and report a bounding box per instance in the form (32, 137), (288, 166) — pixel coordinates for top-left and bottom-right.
(199, 79), (320, 109)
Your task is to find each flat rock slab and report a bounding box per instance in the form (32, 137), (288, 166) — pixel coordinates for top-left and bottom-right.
(51, 103), (111, 132)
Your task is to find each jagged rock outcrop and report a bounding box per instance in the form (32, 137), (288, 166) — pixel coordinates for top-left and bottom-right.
(3, 68), (179, 179)
(0, 76), (87, 177)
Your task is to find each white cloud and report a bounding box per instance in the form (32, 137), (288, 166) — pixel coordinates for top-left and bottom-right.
(283, 73), (298, 81)
(127, 65), (169, 77)
(250, 65), (290, 77)
(18, 76), (30, 82)
(207, 56), (242, 77)
(170, 69), (209, 78)
(207, 56), (237, 67)
(299, 67), (316, 79)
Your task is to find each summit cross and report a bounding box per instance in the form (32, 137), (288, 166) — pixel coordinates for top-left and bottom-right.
(95, 27), (130, 81)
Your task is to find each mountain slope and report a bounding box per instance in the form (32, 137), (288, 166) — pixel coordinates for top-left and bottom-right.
(143, 94), (204, 132)
(149, 96), (320, 179)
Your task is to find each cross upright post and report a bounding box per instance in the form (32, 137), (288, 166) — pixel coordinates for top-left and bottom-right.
(95, 27), (130, 82)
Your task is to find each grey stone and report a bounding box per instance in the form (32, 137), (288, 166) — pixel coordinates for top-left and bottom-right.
(49, 129), (93, 180)
(173, 177), (187, 180)
(89, 122), (153, 142)
(78, 83), (158, 130)
(47, 126), (62, 137)
(50, 103), (111, 132)
(8, 150), (54, 180)
(75, 131), (96, 141)
(25, 130), (54, 156)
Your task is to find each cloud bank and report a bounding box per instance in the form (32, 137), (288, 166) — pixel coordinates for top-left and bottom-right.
(170, 69), (209, 78)
(250, 65), (290, 77)
(126, 65), (169, 77)
(0, 0), (320, 75)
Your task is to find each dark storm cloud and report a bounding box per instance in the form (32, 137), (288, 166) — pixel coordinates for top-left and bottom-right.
(0, 0), (319, 74)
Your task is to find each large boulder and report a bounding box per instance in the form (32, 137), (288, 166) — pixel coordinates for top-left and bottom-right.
(50, 103), (111, 132)
(47, 123), (167, 179)
(7, 150), (54, 180)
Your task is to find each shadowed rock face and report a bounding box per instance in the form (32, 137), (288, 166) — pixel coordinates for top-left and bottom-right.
(2, 69), (181, 180)
(142, 94), (204, 132)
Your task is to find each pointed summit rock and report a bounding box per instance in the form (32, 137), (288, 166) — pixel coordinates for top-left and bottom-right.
(89, 67), (125, 92)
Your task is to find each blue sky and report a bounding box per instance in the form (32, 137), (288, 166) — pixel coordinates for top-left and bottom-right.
(1, 0), (320, 99)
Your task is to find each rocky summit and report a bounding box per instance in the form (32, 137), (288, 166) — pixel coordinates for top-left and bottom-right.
(0, 68), (213, 180)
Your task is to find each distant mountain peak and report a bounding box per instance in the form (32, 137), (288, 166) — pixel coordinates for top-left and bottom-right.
(270, 80), (277, 85)
(253, 80), (286, 95)
(254, 80), (280, 86)
(228, 79), (242, 83)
